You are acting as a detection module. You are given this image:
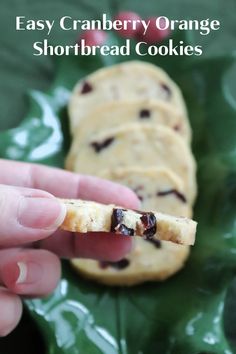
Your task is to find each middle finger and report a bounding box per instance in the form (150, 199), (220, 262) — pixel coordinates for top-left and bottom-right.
(40, 229), (133, 261)
(0, 248), (61, 296)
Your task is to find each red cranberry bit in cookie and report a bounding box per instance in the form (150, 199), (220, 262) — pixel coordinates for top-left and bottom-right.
(111, 208), (134, 236)
(174, 124), (180, 131)
(80, 81), (93, 94)
(140, 212), (157, 238)
(90, 137), (114, 153)
(139, 109), (151, 119)
(157, 189), (187, 203)
(111, 208), (124, 232)
(160, 83), (171, 99)
(117, 224), (134, 236)
(99, 261), (109, 269)
(99, 258), (130, 270)
(146, 238), (162, 248)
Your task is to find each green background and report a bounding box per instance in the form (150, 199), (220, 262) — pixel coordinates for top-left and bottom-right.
(0, 0), (235, 131)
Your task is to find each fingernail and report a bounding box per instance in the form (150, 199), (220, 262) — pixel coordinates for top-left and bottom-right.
(16, 262), (27, 283)
(18, 197), (66, 230)
(16, 261), (42, 284)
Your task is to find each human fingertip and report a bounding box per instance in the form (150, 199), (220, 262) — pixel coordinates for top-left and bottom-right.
(117, 184), (142, 209)
(18, 197), (66, 231)
(73, 232), (133, 262)
(109, 237), (134, 262)
(1, 250), (61, 296)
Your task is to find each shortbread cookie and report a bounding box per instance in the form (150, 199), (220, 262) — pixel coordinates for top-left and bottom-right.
(66, 123), (197, 203)
(59, 198), (197, 245)
(68, 61), (188, 133)
(71, 240), (190, 286)
(100, 167), (192, 216)
(68, 171), (193, 286)
(72, 100), (191, 144)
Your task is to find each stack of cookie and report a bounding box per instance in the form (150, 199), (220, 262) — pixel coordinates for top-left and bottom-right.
(66, 60), (197, 286)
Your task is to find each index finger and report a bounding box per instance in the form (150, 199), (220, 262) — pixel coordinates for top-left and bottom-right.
(0, 159), (140, 208)
(40, 229), (133, 261)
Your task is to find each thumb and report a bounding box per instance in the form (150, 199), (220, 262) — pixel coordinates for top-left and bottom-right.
(0, 185), (66, 247)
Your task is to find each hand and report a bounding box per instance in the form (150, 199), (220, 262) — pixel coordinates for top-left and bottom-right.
(0, 159), (139, 336)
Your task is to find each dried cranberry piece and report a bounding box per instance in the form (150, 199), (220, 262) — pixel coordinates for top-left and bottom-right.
(117, 224), (134, 236)
(91, 137), (114, 153)
(146, 238), (161, 248)
(160, 83), (171, 98)
(112, 258), (130, 269)
(110, 209), (134, 236)
(111, 208), (124, 232)
(157, 189), (187, 203)
(174, 124), (180, 131)
(80, 81), (93, 94)
(116, 258), (130, 269)
(99, 261), (109, 269)
(140, 212), (157, 238)
(139, 109), (151, 119)
(144, 225), (156, 238)
(99, 258), (130, 270)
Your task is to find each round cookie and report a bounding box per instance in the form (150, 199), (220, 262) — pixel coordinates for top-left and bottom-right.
(69, 171), (193, 286)
(71, 240), (190, 286)
(72, 100), (191, 151)
(68, 61), (188, 133)
(66, 123), (197, 203)
(100, 167), (192, 216)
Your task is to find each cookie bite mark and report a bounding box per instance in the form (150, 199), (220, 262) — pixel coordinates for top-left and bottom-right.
(139, 109), (151, 119)
(160, 83), (171, 99)
(99, 258), (130, 270)
(80, 81), (93, 94)
(140, 212), (157, 239)
(110, 208), (134, 236)
(157, 189), (187, 203)
(90, 137), (114, 153)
